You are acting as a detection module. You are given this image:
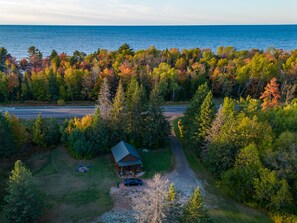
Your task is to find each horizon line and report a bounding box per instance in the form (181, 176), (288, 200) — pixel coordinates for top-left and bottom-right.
(0, 23), (297, 26)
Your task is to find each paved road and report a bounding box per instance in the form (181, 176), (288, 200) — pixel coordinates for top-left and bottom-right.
(0, 105), (187, 119)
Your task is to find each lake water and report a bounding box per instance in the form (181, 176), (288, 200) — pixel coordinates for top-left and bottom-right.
(0, 25), (297, 58)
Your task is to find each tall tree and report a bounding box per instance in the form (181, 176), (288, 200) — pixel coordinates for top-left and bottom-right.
(97, 78), (112, 120)
(3, 160), (44, 223)
(110, 80), (127, 141)
(260, 77), (281, 110)
(143, 85), (170, 148)
(28, 46), (43, 67)
(0, 114), (16, 157)
(196, 91), (215, 147)
(181, 82), (209, 146)
(48, 71), (58, 101)
(126, 77), (146, 145)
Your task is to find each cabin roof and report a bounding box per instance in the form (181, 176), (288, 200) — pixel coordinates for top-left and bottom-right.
(111, 141), (142, 164)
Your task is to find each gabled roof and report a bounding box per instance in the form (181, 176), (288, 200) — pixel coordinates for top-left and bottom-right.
(111, 141), (141, 163)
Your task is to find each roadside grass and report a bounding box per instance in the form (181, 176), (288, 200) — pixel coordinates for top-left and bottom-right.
(172, 118), (272, 223)
(139, 145), (174, 179)
(28, 146), (118, 223)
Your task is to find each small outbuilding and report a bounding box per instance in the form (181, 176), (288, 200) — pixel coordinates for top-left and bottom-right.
(111, 141), (143, 176)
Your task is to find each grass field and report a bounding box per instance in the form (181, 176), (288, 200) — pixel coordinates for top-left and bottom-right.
(29, 147), (118, 223)
(0, 143), (173, 222)
(140, 145), (174, 178)
(172, 118), (272, 223)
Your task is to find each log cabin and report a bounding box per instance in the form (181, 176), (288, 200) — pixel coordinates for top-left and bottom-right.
(111, 141), (143, 176)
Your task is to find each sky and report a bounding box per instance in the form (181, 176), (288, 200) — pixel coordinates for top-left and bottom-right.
(0, 0), (297, 25)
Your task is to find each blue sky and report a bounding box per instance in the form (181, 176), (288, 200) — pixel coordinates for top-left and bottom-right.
(0, 0), (296, 25)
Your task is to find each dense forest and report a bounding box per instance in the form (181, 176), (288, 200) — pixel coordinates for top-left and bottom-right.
(0, 45), (296, 103)
(0, 77), (170, 159)
(180, 80), (297, 222)
(1, 44), (297, 222)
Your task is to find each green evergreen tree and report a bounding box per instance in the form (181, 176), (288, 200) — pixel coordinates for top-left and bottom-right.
(182, 82), (209, 147)
(32, 114), (46, 148)
(48, 71), (58, 101)
(45, 118), (61, 147)
(126, 77), (146, 145)
(166, 183), (181, 222)
(0, 114), (16, 157)
(110, 80), (127, 142)
(143, 85), (170, 148)
(182, 187), (210, 223)
(3, 160), (44, 223)
(89, 108), (112, 154)
(197, 91), (215, 146)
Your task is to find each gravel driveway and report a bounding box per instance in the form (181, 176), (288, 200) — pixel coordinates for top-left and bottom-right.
(166, 135), (205, 198)
(96, 116), (206, 223)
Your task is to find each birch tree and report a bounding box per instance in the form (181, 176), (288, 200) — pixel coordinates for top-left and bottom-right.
(97, 78), (112, 120)
(133, 174), (169, 223)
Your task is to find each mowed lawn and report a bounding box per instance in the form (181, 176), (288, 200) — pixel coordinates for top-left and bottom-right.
(172, 119), (272, 223)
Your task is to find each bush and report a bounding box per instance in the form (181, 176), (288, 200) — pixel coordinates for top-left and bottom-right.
(57, 99), (65, 105)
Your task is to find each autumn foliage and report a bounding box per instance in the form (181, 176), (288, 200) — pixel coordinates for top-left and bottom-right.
(260, 77), (281, 110)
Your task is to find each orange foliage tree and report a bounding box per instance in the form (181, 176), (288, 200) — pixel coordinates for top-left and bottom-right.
(260, 77), (281, 110)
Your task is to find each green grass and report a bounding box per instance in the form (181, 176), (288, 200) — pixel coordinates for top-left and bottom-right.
(140, 145), (174, 178)
(172, 118), (272, 223)
(27, 147), (118, 223)
(0, 143), (174, 222)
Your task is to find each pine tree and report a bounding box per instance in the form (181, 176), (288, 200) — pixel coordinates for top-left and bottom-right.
(32, 114), (46, 148)
(110, 80), (127, 141)
(143, 86), (170, 148)
(182, 187), (210, 223)
(166, 183), (181, 222)
(4, 160), (44, 223)
(48, 71), (58, 101)
(126, 78), (146, 145)
(0, 114), (16, 157)
(182, 83), (210, 147)
(197, 91), (215, 146)
(260, 77), (281, 110)
(97, 78), (111, 120)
